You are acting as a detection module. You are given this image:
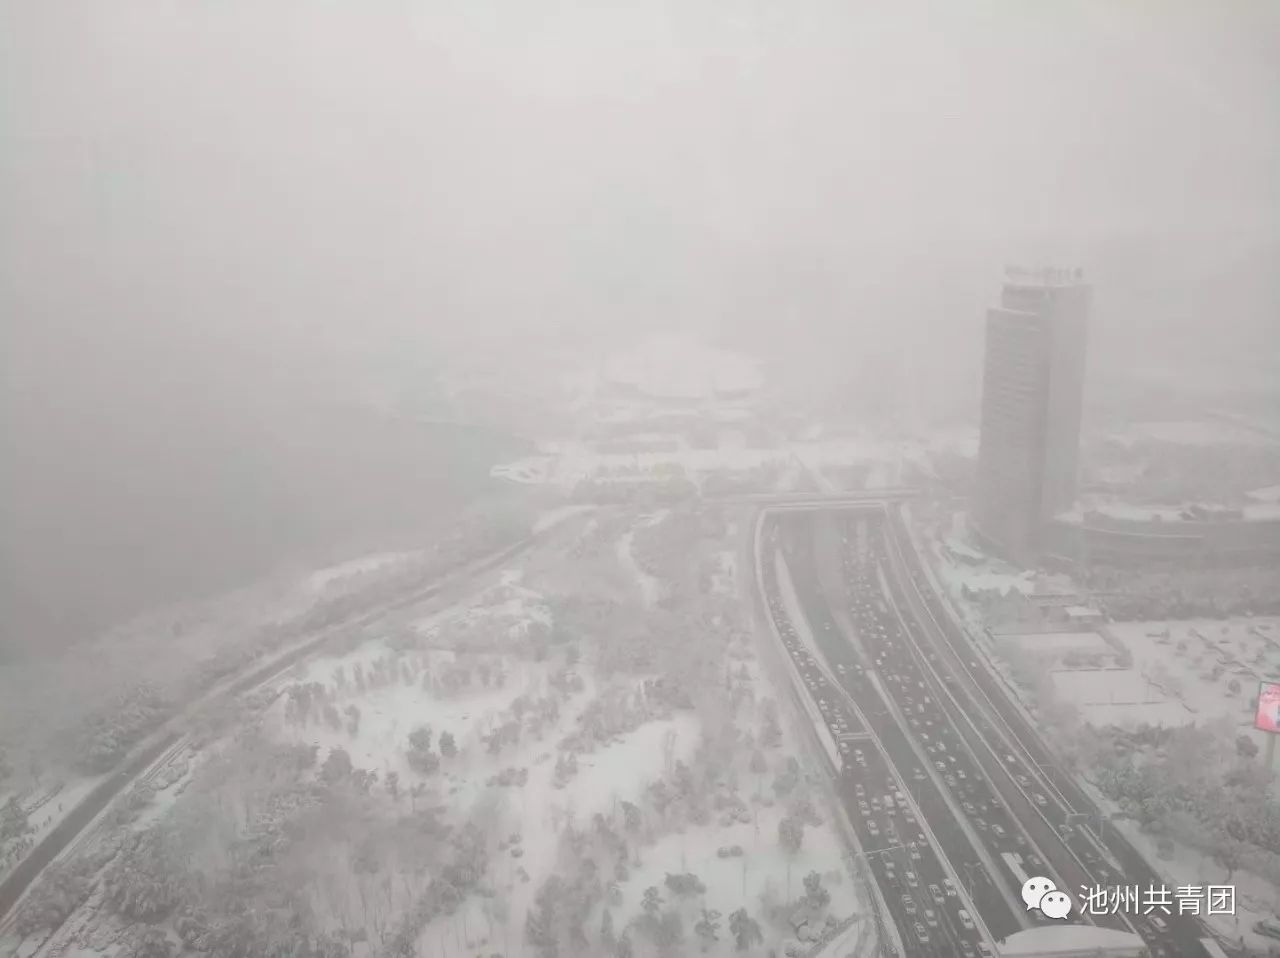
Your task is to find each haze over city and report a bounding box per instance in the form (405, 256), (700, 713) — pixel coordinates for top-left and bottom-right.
(1, 4), (1278, 958)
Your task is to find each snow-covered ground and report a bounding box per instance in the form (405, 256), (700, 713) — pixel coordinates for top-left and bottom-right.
(998, 631), (1113, 659)
(1106, 818), (1280, 952)
(1103, 418), (1277, 448)
(305, 551), (425, 593)
(621, 800), (859, 934)
(532, 504), (595, 534)
(934, 562), (1037, 603)
(261, 508), (862, 956)
(494, 435), (927, 492)
(616, 512), (669, 607)
(910, 510), (1280, 927)
(264, 635), (704, 949)
(414, 568), (553, 641)
(1071, 619), (1280, 749)
(925, 520), (1278, 747)
(998, 618), (1280, 743)
(8, 501), (870, 958)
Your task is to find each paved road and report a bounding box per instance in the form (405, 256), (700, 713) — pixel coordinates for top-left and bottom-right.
(823, 513), (1127, 933)
(767, 506), (1234, 958)
(0, 527), (548, 927)
(761, 519), (992, 958)
(775, 514), (1021, 941)
(880, 507), (1219, 958)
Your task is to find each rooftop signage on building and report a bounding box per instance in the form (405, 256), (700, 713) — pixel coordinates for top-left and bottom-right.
(1255, 680), (1280, 735)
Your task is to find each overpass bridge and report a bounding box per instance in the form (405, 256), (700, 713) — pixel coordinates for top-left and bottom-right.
(708, 488), (920, 508)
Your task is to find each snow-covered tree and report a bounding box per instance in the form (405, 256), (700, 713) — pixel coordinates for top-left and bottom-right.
(694, 908), (721, 950)
(803, 871), (830, 911)
(729, 907), (764, 951)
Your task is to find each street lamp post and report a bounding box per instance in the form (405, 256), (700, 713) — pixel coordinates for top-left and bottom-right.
(963, 863), (983, 902)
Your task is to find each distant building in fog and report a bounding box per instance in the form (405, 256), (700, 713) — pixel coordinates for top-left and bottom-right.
(1043, 499), (1280, 567)
(972, 266), (1091, 562)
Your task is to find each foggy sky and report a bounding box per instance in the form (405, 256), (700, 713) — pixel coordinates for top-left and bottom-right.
(3, 1), (1279, 647)
(5, 1), (1278, 360)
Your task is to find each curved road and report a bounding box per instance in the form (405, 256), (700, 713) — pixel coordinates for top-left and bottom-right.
(0, 526), (549, 926)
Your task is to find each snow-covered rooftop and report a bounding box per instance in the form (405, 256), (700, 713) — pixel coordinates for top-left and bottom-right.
(997, 924), (1147, 957)
(1058, 498), (1280, 524)
(944, 537), (985, 561)
(1063, 605), (1102, 618)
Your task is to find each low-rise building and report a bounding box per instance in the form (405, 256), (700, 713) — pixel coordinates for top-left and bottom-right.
(1043, 501), (1280, 568)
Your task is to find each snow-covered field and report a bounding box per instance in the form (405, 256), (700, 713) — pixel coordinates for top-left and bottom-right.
(306, 551), (425, 593)
(615, 512), (669, 607)
(257, 508), (865, 955)
(1005, 618), (1280, 743)
(264, 635), (703, 949)
(1072, 619), (1280, 748)
(5, 506), (868, 958)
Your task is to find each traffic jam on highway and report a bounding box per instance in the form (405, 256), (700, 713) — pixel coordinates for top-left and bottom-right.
(763, 518), (995, 958)
(881, 509), (1211, 958)
(761, 508), (1214, 958)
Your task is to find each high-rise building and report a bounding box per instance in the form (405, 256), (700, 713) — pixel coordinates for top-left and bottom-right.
(972, 266), (1091, 562)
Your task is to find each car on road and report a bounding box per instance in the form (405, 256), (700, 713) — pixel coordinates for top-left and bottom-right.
(961, 801), (976, 815)
(958, 909), (975, 930)
(905, 871), (919, 887)
(854, 783), (864, 797)
(928, 884), (943, 903)
(943, 878), (957, 897)
(858, 802), (870, 816)
(991, 824), (1006, 838)
(960, 941), (977, 958)
(901, 895), (917, 915)
(909, 844), (922, 861)
(868, 820), (879, 836)
(934, 761), (946, 772)
(923, 908), (938, 927)
(914, 923), (929, 944)
(1016, 774), (1031, 788)
(1033, 792), (1047, 807)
